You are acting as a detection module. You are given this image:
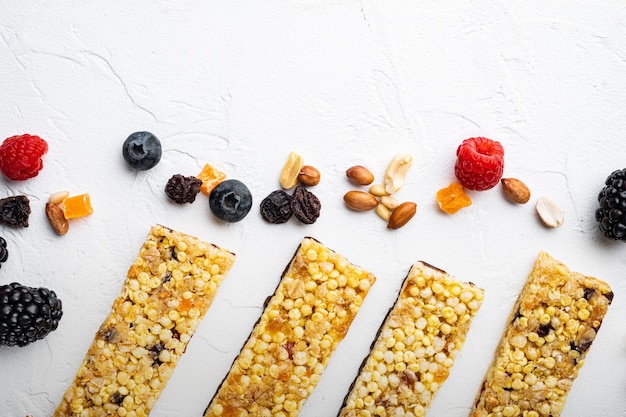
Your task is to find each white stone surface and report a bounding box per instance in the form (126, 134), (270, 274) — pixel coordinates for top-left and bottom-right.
(1, 1), (626, 416)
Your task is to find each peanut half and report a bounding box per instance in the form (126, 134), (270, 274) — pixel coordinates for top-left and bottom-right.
(501, 178), (531, 204)
(46, 202), (69, 235)
(344, 191), (379, 211)
(536, 197), (564, 228)
(279, 151), (304, 190)
(375, 204), (392, 221)
(49, 190), (70, 205)
(380, 195), (401, 210)
(387, 201), (417, 229)
(346, 165), (375, 186)
(384, 153), (413, 194)
(369, 184), (389, 197)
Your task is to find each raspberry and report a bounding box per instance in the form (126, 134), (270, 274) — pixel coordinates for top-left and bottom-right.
(0, 134), (48, 181)
(454, 137), (504, 191)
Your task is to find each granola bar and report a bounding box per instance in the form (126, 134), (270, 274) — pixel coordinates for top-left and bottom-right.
(338, 261), (484, 417)
(203, 237), (376, 417)
(54, 225), (236, 417)
(470, 251), (613, 417)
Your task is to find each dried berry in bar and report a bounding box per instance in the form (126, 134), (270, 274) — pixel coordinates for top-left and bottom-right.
(0, 195), (31, 227)
(260, 190), (293, 224)
(165, 174), (203, 204)
(290, 185), (321, 224)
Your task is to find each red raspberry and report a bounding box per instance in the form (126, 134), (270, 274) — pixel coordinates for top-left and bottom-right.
(0, 134), (48, 181)
(454, 137), (504, 191)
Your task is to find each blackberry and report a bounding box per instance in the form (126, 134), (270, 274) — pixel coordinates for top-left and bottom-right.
(0, 282), (63, 347)
(595, 168), (626, 241)
(0, 237), (8, 267)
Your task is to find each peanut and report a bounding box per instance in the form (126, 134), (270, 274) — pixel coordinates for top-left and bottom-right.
(384, 153), (413, 194)
(346, 165), (375, 186)
(536, 197), (564, 228)
(375, 204), (391, 221)
(501, 178), (531, 204)
(380, 195), (401, 210)
(279, 151), (304, 190)
(387, 201), (417, 229)
(49, 191), (70, 205)
(46, 202), (69, 235)
(369, 183), (389, 197)
(298, 165), (321, 187)
(343, 191), (379, 211)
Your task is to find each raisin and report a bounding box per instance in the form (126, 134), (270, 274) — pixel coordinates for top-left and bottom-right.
(537, 323), (552, 337)
(110, 392), (125, 405)
(165, 174), (202, 204)
(577, 327), (597, 352)
(0, 195), (31, 227)
(260, 190), (293, 224)
(290, 185), (321, 224)
(511, 307), (522, 324)
(583, 287), (595, 301)
(97, 326), (118, 343)
(283, 341), (295, 360)
(148, 342), (165, 367)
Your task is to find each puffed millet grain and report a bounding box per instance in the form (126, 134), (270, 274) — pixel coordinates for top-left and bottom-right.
(54, 225), (235, 417)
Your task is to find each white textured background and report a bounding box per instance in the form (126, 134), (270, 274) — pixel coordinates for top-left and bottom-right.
(1, 1), (626, 416)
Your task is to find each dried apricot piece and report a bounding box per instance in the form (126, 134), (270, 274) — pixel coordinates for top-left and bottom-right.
(197, 163), (227, 196)
(62, 194), (94, 219)
(436, 182), (472, 214)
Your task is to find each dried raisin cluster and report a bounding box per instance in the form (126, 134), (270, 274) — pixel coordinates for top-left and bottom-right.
(0, 195), (31, 227)
(260, 185), (321, 225)
(165, 174), (202, 204)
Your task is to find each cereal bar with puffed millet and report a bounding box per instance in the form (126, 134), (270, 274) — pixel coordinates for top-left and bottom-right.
(54, 224), (236, 417)
(338, 261), (484, 417)
(203, 237), (376, 417)
(470, 251), (613, 417)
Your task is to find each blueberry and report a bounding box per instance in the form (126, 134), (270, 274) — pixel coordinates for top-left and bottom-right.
(122, 131), (162, 170)
(209, 179), (253, 222)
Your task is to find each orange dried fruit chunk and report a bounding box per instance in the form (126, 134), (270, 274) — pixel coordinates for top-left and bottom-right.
(62, 193), (94, 219)
(436, 182), (472, 214)
(197, 163), (227, 196)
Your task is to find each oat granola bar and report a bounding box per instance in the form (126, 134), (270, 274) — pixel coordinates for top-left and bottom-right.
(338, 261), (484, 417)
(54, 225), (236, 417)
(470, 251), (613, 417)
(203, 237), (376, 417)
